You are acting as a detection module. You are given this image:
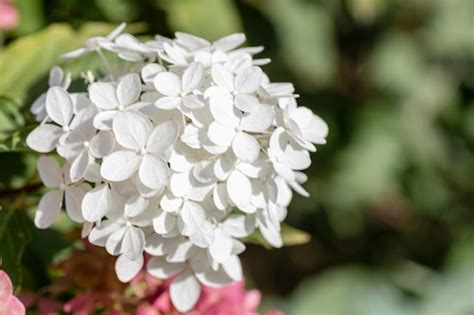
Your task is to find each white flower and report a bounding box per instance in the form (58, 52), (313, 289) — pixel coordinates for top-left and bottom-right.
(154, 62), (205, 110)
(100, 111), (178, 190)
(62, 23), (127, 59)
(206, 64), (263, 113)
(207, 102), (273, 162)
(27, 28), (329, 313)
(30, 67), (71, 121)
(90, 73), (143, 130)
(101, 33), (155, 62)
(277, 97), (329, 151)
(27, 87), (81, 153)
(34, 156), (89, 228)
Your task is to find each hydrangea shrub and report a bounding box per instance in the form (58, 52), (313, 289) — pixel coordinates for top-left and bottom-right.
(26, 24), (328, 312)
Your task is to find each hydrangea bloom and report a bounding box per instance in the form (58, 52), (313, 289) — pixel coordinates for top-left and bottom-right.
(0, 270), (25, 315)
(27, 24), (328, 312)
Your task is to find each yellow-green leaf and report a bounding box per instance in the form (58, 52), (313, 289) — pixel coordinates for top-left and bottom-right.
(244, 223), (311, 248)
(160, 0), (242, 40)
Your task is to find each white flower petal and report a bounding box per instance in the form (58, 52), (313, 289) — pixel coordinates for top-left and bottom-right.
(189, 220), (215, 248)
(166, 239), (193, 263)
(170, 270), (201, 313)
(146, 120), (179, 154)
(35, 190), (63, 229)
(82, 183), (111, 222)
(153, 210), (176, 234)
(207, 122), (235, 147)
(232, 132), (260, 163)
(211, 64), (234, 90)
(222, 214), (254, 238)
(144, 233), (171, 255)
(113, 111), (152, 150)
(213, 183), (228, 210)
(240, 104), (274, 132)
(89, 130), (115, 158)
(176, 32), (210, 51)
(139, 155), (168, 190)
(182, 62), (204, 94)
(69, 150), (90, 183)
(124, 194), (149, 217)
(213, 33), (246, 52)
(93, 110), (118, 130)
(169, 171), (192, 198)
(89, 82), (119, 110)
(88, 220), (120, 246)
(64, 186), (86, 223)
(155, 96), (181, 110)
(234, 94), (259, 112)
(115, 254), (144, 282)
(37, 156), (62, 188)
(117, 73), (141, 106)
(106, 227), (127, 255)
(101, 150), (141, 182)
(235, 66), (262, 94)
(46, 87), (73, 126)
(160, 192), (183, 213)
(258, 219), (283, 248)
(194, 266), (233, 288)
(141, 63), (165, 85)
(147, 256), (185, 279)
(209, 227), (233, 263)
(227, 170), (251, 207)
(154, 71), (181, 96)
(179, 201), (206, 236)
(26, 124), (62, 153)
(122, 226), (145, 260)
(182, 94), (204, 109)
(209, 95), (240, 126)
(222, 255), (243, 281)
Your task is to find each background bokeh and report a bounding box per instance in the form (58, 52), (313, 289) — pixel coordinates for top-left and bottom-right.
(0, 0), (473, 314)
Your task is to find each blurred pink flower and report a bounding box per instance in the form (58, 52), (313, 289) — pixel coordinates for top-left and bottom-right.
(20, 243), (283, 315)
(0, 0), (19, 30)
(192, 281), (262, 315)
(0, 270), (25, 315)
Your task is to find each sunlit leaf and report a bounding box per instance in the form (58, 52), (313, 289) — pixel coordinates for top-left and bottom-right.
(244, 223), (311, 248)
(263, 0), (336, 86)
(0, 23), (124, 100)
(161, 0), (242, 40)
(289, 267), (413, 315)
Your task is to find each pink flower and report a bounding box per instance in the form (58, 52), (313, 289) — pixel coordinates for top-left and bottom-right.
(191, 281), (262, 315)
(0, 270), (25, 315)
(0, 0), (19, 30)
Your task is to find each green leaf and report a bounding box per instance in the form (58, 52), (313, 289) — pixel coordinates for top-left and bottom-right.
(161, 0), (242, 40)
(424, 0), (474, 58)
(0, 125), (35, 153)
(95, 0), (140, 22)
(263, 0), (336, 86)
(0, 207), (33, 288)
(0, 23), (125, 101)
(0, 96), (25, 140)
(289, 267), (413, 315)
(13, 0), (46, 36)
(369, 32), (426, 96)
(244, 223), (311, 248)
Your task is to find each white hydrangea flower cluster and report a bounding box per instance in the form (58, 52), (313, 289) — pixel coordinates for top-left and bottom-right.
(26, 24), (328, 312)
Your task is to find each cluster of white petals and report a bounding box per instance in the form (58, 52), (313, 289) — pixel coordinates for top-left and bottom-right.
(26, 24), (328, 312)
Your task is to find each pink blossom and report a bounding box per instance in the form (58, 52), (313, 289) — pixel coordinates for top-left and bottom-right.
(191, 281), (262, 315)
(0, 0), (19, 30)
(0, 270), (25, 315)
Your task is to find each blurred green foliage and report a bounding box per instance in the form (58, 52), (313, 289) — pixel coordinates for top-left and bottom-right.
(0, 0), (473, 313)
